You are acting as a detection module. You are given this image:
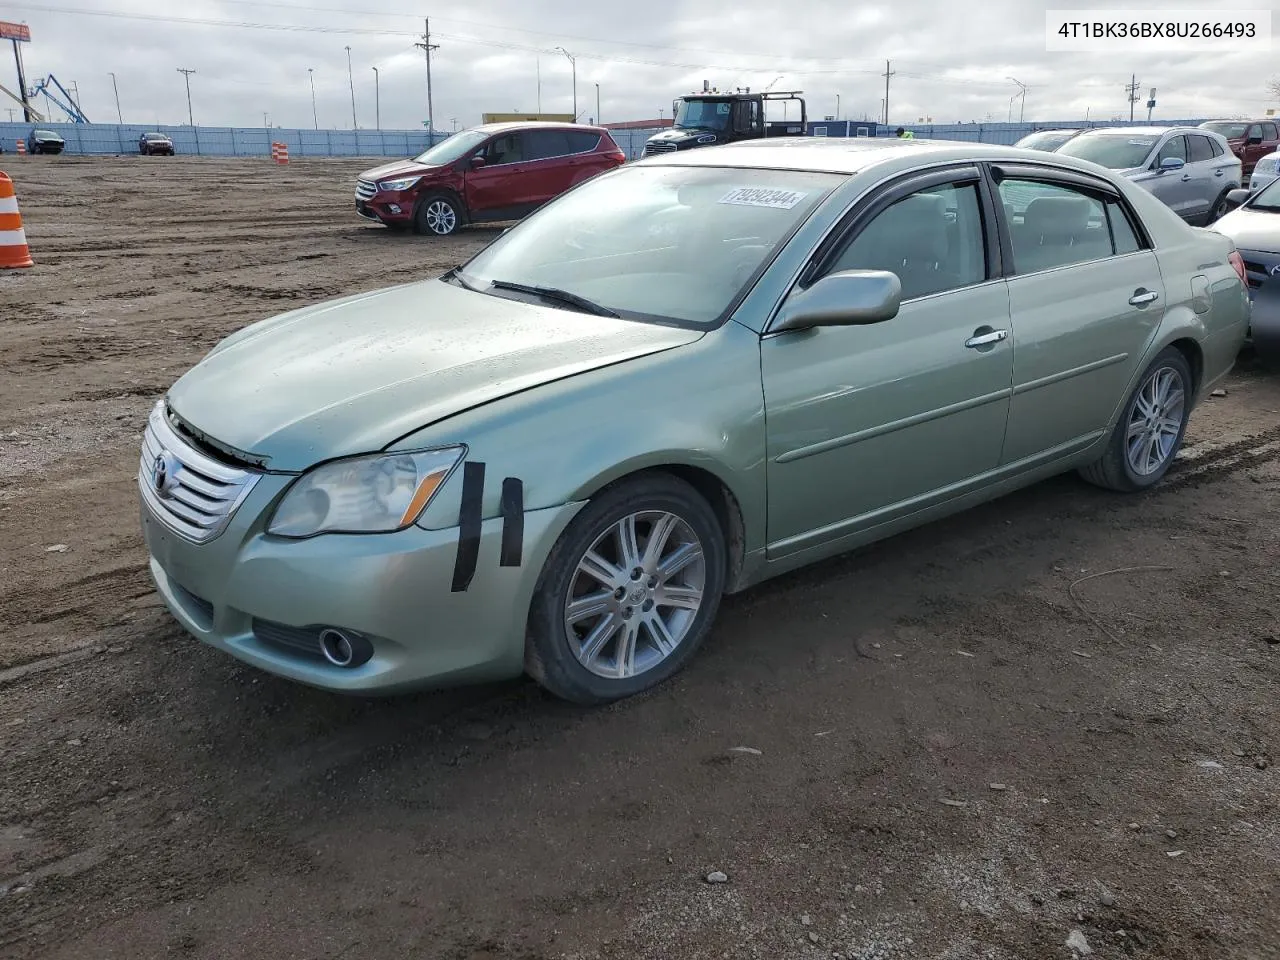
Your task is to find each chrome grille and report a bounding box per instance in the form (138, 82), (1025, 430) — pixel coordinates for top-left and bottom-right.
(355, 179), (377, 201)
(644, 142), (677, 156)
(138, 402), (260, 544)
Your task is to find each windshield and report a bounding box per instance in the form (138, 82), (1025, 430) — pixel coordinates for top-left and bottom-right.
(1057, 134), (1158, 169)
(1202, 122), (1249, 139)
(674, 99), (732, 132)
(145, 133), (166, 140)
(412, 129), (488, 165)
(1015, 131), (1074, 151)
(455, 165), (842, 327)
(1250, 177), (1280, 211)
(33, 130), (58, 138)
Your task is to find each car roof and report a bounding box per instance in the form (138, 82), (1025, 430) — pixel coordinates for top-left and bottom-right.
(635, 136), (1150, 176)
(470, 121), (607, 135)
(1201, 118), (1273, 124)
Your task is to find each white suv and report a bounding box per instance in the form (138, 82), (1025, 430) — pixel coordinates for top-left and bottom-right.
(1250, 149), (1280, 193)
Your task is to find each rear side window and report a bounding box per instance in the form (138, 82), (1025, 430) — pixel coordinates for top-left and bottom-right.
(1106, 200), (1142, 255)
(1264, 123), (1279, 141)
(525, 130), (573, 160)
(567, 131), (602, 153)
(1208, 137), (1225, 157)
(1187, 135), (1214, 163)
(999, 179), (1119, 273)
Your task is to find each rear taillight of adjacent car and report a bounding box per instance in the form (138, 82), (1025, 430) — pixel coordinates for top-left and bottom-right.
(1228, 250), (1247, 284)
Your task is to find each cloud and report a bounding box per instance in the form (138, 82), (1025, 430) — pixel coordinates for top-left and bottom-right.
(4, 0), (1276, 130)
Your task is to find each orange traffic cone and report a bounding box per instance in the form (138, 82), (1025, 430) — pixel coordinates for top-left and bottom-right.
(15, 139), (25, 155)
(0, 171), (34, 268)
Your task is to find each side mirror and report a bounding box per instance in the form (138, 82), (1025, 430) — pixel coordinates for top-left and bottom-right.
(470, 155), (486, 169)
(773, 270), (902, 333)
(1246, 135), (1263, 146)
(1224, 187), (1253, 210)
(1158, 156), (1185, 172)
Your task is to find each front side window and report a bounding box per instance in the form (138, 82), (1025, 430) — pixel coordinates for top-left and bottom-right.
(826, 182), (987, 300)
(456, 165), (842, 327)
(999, 179), (1123, 274)
(481, 133), (524, 165)
(1157, 136), (1187, 165)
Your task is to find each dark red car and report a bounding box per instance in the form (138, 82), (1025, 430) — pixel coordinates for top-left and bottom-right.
(355, 121), (626, 236)
(1199, 119), (1280, 176)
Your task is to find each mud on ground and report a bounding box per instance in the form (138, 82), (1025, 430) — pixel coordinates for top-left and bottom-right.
(1, 156), (1278, 960)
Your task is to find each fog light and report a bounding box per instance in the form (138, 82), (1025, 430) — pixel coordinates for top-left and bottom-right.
(388, 203), (402, 214)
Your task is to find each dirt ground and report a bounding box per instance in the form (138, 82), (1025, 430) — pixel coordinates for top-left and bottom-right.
(1, 156), (1279, 960)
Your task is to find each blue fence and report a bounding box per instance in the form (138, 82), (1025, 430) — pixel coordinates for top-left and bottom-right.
(0, 117), (1216, 159)
(0, 121), (449, 157)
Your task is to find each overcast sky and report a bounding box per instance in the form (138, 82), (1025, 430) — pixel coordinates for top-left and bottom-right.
(2, 0), (1276, 131)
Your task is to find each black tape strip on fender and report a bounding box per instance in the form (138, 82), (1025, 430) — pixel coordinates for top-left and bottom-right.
(499, 477), (524, 567)
(451, 461), (485, 592)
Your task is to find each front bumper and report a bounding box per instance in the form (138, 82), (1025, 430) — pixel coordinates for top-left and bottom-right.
(141, 476), (582, 694)
(354, 188), (416, 224)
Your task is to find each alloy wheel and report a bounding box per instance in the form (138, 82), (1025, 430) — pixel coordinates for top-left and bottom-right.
(563, 510), (706, 679)
(1125, 365), (1186, 476)
(424, 199), (457, 235)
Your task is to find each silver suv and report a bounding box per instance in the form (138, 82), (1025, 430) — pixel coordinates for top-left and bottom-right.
(1056, 126), (1241, 225)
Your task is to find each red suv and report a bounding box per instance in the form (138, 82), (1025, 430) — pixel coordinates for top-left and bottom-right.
(1199, 119), (1280, 176)
(355, 122), (626, 236)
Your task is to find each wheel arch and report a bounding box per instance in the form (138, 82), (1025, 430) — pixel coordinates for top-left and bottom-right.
(570, 460), (750, 594)
(416, 186), (469, 225)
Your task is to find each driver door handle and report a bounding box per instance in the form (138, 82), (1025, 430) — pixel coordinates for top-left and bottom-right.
(1129, 289), (1159, 306)
(1180, 174), (1192, 181)
(964, 329), (1009, 348)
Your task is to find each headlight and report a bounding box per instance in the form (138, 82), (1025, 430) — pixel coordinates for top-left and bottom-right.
(268, 447), (465, 538)
(377, 176), (422, 192)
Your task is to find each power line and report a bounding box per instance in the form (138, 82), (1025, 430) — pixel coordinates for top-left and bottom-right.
(6, 2), (1041, 88)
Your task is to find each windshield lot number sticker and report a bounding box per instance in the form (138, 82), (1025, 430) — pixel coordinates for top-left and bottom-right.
(719, 187), (808, 209)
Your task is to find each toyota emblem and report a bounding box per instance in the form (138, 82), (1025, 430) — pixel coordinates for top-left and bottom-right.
(152, 450), (181, 498)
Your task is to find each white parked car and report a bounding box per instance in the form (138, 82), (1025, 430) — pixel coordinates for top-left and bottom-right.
(1249, 150), (1280, 193)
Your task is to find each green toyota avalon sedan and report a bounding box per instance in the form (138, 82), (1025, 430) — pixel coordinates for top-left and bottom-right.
(140, 137), (1250, 704)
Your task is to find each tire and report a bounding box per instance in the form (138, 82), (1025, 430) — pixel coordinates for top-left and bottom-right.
(1207, 188), (1233, 224)
(525, 473), (727, 705)
(413, 192), (463, 236)
(1078, 347), (1194, 492)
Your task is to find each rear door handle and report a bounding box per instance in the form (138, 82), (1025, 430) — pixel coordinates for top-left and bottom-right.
(964, 329), (1009, 348)
(1214, 168), (1225, 176)
(1129, 289), (1159, 306)
(1180, 174), (1192, 181)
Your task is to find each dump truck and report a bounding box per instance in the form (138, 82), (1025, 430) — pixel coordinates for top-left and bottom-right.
(643, 85), (807, 156)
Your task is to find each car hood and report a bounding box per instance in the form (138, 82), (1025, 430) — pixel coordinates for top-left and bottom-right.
(166, 279), (704, 472)
(649, 128), (720, 145)
(1212, 206), (1280, 254)
(358, 158), (443, 182)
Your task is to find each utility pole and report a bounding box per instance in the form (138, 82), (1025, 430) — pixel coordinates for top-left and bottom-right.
(1007, 76), (1026, 122)
(1125, 74), (1140, 122)
(372, 66), (380, 129)
(414, 19), (439, 135)
(11, 38), (33, 122)
(108, 71), (122, 124)
(5, 108), (14, 123)
(882, 59), (894, 126)
(263, 111), (269, 128)
(836, 93), (841, 120)
(595, 82), (600, 126)
(345, 46), (356, 128)
(176, 68), (195, 126)
(536, 57), (541, 112)
(556, 46), (577, 121)
(308, 67), (317, 129)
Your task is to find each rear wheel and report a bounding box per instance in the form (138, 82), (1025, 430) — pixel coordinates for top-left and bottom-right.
(1078, 347), (1193, 492)
(525, 474), (727, 705)
(413, 193), (462, 236)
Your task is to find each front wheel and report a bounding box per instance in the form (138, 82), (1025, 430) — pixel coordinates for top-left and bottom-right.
(525, 474), (727, 705)
(1207, 188), (1233, 224)
(1078, 347), (1193, 492)
(413, 193), (462, 236)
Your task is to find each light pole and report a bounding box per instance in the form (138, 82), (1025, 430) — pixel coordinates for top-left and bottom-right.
(108, 71), (122, 124)
(595, 82), (600, 126)
(1007, 76), (1027, 123)
(1007, 94), (1017, 122)
(555, 46), (576, 121)
(836, 93), (841, 120)
(345, 45), (357, 129)
(176, 68), (195, 126)
(308, 68), (317, 129)
(372, 66), (380, 129)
